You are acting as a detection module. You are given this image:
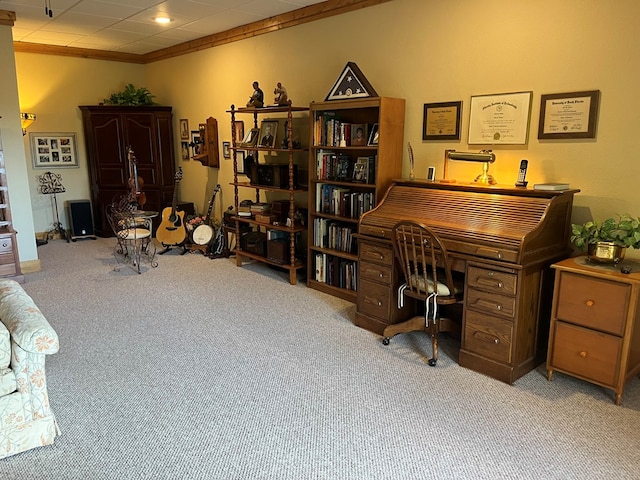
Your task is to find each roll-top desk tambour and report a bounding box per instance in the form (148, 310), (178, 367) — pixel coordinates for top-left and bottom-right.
(546, 257), (640, 405)
(356, 180), (579, 384)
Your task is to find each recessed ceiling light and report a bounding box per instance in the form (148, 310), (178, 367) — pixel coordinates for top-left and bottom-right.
(154, 16), (172, 24)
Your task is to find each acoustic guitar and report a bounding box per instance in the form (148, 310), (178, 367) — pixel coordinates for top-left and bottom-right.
(156, 168), (186, 246)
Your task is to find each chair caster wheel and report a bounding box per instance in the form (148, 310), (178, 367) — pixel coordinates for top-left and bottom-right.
(382, 337), (390, 345)
(428, 358), (437, 367)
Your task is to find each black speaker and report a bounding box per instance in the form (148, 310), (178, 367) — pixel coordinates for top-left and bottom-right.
(67, 200), (96, 240)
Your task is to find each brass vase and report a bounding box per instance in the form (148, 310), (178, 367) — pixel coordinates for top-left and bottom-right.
(587, 241), (626, 264)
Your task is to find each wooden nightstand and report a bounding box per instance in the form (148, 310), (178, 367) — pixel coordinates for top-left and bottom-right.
(546, 256), (640, 404)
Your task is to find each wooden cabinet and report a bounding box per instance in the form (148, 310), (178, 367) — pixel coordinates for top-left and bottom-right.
(0, 130), (22, 282)
(228, 104), (308, 285)
(307, 97), (405, 302)
(546, 257), (640, 404)
(79, 105), (176, 236)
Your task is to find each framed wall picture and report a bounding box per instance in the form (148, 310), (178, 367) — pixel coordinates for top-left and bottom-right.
(468, 91), (533, 145)
(538, 90), (600, 139)
(223, 141), (231, 158)
(30, 132), (79, 168)
(179, 119), (189, 140)
(189, 130), (201, 156)
(423, 101), (462, 141)
(258, 120), (278, 148)
(180, 141), (189, 160)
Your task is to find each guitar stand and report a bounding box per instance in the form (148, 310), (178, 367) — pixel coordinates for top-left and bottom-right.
(158, 242), (188, 255)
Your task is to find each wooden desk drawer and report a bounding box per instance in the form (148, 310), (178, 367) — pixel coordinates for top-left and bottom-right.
(0, 237), (12, 254)
(551, 321), (621, 387)
(556, 272), (628, 335)
(357, 278), (392, 321)
(467, 265), (517, 296)
(359, 241), (393, 267)
(360, 262), (392, 285)
(465, 288), (516, 319)
(464, 310), (513, 363)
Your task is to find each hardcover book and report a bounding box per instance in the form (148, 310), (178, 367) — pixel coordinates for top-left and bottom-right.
(533, 183), (570, 191)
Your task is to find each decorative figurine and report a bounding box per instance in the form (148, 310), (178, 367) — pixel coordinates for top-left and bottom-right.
(247, 81), (264, 108)
(273, 82), (289, 106)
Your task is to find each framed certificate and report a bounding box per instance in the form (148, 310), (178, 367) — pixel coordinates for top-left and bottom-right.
(423, 101), (462, 141)
(538, 90), (600, 139)
(468, 91), (532, 145)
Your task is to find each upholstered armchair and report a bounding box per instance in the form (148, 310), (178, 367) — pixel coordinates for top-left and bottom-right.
(0, 279), (60, 459)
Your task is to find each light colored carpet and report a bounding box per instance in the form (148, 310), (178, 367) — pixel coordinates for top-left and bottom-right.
(1, 238), (639, 479)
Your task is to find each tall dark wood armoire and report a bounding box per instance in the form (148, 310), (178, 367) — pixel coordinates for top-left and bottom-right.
(79, 105), (176, 236)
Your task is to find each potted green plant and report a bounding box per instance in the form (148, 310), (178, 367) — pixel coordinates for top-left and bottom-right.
(570, 214), (640, 263)
(103, 84), (155, 106)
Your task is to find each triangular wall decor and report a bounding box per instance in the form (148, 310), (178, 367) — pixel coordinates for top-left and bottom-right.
(325, 62), (378, 101)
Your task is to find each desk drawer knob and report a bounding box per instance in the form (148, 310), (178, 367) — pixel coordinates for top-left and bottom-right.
(579, 351), (588, 358)
(585, 300), (594, 307)
(494, 338), (499, 344)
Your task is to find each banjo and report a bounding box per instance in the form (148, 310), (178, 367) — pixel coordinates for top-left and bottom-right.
(192, 184), (221, 246)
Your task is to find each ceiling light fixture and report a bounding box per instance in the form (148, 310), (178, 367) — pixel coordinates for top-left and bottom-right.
(154, 16), (172, 24)
(20, 113), (36, 136)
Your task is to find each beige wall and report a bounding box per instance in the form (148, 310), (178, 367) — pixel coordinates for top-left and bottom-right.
(11, 0), (640, 262)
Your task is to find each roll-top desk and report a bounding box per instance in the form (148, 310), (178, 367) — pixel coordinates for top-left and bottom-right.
(355, 180), (579, 384)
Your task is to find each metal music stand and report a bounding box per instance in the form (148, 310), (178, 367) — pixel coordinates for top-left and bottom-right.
(38, 171), (69, 243)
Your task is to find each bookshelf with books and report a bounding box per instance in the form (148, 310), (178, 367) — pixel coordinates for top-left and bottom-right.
(307, 97), (405, 302)
(228, 103), (309, 285)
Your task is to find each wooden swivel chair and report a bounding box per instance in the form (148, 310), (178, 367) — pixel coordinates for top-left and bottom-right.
(382, 220), (463, 366)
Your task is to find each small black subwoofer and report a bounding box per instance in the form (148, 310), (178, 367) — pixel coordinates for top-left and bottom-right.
(67, 200), (96, 241)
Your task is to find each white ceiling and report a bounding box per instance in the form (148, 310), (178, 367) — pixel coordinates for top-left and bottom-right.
(2, 0), (325, 55)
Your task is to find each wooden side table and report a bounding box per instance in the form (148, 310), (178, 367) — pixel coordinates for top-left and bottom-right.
(546, 256), (640, 404)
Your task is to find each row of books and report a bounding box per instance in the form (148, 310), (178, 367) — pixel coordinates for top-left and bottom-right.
(315, 183), (376, 218)
(313, 112), (370, 147)
(313, 218), (355, 253)
(315, 150), (376, 184)
(314, 252), (357, 290)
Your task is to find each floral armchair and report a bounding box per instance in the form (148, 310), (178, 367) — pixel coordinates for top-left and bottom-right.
(0, 279), (60, 459)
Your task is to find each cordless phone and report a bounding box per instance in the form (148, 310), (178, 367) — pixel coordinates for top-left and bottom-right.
(515, 159), (528, 187)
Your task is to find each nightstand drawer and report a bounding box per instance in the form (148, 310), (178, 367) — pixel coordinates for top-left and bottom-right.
(551, 321), (621, 387)
(360, 262), (392, 285)
(464, 310), (513, 363)
(465, 288), (516, 319)
(556, 272), (629, 335)
(359, 241), (394, 266)
(357, 278), (392, 321)
(467, 266), (517, 296)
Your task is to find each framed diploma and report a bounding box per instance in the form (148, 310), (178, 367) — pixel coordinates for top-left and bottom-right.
(538, 90), (600, 139)
(422, 101), (462, 140)
(468, 91), (532, 145)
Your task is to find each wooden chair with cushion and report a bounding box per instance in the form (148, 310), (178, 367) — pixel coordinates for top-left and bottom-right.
(382, 220), (464, 366)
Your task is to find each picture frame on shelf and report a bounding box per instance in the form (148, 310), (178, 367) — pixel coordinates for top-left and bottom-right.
(367, 123), (379, 146)
(223, 141), (231, 158)
(240, 128), (259, 147)
(233, 120), (244, 144)
(353, 157), (369, 182)
(179, 119), (189, 140)
(538, 90), (600, 139)
(422, 101), (462, 141)
(30, 132), (79, 168)
(351, 124), (367, 146)
(258, 120), (278, 148)
(236, 150), (246, 174)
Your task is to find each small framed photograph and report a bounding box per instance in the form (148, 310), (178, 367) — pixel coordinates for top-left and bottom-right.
(30, 132), (79, 168)
(423, 101), (462, 141)
(179, 119), (189, 140)
(189, 130), (201, 156)
(353, 157), (369, 182)
(180, 141), (189, 160)
(232, 120), (244, 144)
(367, 123), (379, 146)
(258, 120), (278, 148)
(223, 141), (231, 158)
(351, 124), (367, 146)
(538, 90), (600, 139)
(236, 150), (246, 175)
(240, 128), (259, 147)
